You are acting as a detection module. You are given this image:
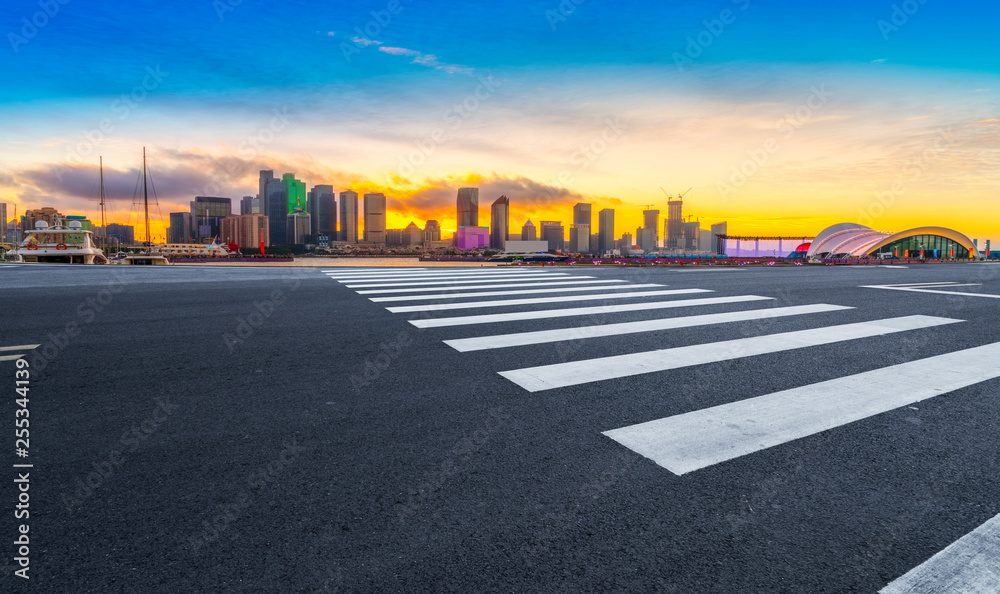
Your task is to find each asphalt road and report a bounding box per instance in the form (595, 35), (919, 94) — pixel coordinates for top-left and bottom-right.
(3, 261), (1000, 592)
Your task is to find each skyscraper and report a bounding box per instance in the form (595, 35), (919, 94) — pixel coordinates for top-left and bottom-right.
(363, 192), (386, 244)
(339, 190), (358, 242)
(240, 195), (260, 215)
(168, 212), (193, 243)
(308, 185), (336, 240)
(598, 208), (615, 255)
(711, 221), (728, 255)
(457, 187), (479, 228)
(569, 224), (590, 254)
(521, 220), (537, 241)
(260, 170), (288, 246)
(403, 222), (422, 246)
(423, 220), (441, 243)
(667, 198), (683, 249)
(642, 209), (660, 247)
(539, 221), (564, 252)
(282, 173), (306, 213)
(573, 203), (592, 227)
(190, 196), (232, 240)
(490, 195), (509, 250)
(0, 203), (6, 242)
(220, 213), (268, 248)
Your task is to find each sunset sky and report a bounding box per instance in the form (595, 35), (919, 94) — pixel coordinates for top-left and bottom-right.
(2, 0), (997, 243)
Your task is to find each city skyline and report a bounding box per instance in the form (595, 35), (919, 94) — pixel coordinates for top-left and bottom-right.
(2, 1), (998, 242)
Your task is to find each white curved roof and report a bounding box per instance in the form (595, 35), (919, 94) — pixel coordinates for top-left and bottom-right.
(807, 223), (980, 258)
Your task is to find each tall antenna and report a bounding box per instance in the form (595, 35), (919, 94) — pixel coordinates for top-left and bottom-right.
(99, 156), (107, 239)
(143, 147), (150, 250)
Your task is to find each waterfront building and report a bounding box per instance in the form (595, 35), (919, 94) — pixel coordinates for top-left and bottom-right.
(456, 226), (489, 250)
(220, 213), (269, 248)
(521, 220), (537, 241)
(423, 220), (441, 243)
(339, 190), (359, 242)
(569, 224), (591, 254)
(190, 196), (232, 240)
(598, 208), (615, 254)
(404, 222), (422, 246)
(363, 193), (386, 244)
(457, 187), (479, 228)
(666, 198), (683, 249)
(539, 221), (564, 252)
(168, 212), (194, 243)
(490, 195), (509, 250)
(806, 223), (979, 259)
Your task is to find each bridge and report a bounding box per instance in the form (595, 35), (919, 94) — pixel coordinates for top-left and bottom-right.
(715, 235), (815, 256)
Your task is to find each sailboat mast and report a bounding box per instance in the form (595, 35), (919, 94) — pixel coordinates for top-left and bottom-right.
(143, 147), (150, 249)
(99, 156), (107, 240)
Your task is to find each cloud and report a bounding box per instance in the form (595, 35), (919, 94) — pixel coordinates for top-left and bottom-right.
(377, 46), (477, 77)
(326, 32), (336, 37)
(350, 36), (382, 47)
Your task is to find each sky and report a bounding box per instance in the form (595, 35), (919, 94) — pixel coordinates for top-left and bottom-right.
(1, 0), (998, 243)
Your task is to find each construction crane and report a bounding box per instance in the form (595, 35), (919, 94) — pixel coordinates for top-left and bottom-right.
(659, 187), (693, 200)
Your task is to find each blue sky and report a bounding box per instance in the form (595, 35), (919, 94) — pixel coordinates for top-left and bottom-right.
(2, 0), (998, 239)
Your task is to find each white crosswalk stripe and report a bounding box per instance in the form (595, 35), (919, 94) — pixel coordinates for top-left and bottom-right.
(344, 274), (573, 289)
(605, 340), (1000, 475)
(370, 283), (666, 302)
(409, 295), (774, 328)
(357, 279), (625, 295)
(328, 270), (551, 280)
(443, 303), (852, 352)
(0, 344), (40, 362)
(880, 510), (1000, 593)
(386, 288), (712, 313)
(498, 316), (962, 392)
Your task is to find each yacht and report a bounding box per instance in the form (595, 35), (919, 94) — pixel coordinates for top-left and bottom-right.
(10, 220), (109, 264)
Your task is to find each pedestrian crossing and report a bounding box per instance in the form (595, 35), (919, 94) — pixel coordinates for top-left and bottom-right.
(328, 267), (1000, 591)
(328, 267), (999, 474)
(0, 344), (40, 362)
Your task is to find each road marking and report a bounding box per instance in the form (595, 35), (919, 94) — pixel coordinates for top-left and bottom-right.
(337, 272), (557, 283)
(0, 345), (40, 362)
(325, 269), (533, 279)
(410, 295), (774, 328)
(877, 265), (909, 268)
(445, 304), (852, 352)
(356, 279), (626, 295)
(874, 282), (979, 288)
(604, 338), (1000, 475)
(863, 285), (1000, 299)
(0, 345), (40, 352)
(344, 274), (573, 288)
(386, 289), (712, 313)
(499, 315), (962, 392)
(370, 283), (667, 302)
(881, 511), (1000, 593)
(322, 268), (427, 274)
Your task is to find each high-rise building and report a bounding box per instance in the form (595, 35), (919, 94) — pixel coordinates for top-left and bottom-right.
(308, 185), (336, 240)
(684, 220), (700, 250)
(363, 192), (386, 244)
(168, 212), (194, 243)
(339, 190), (358, 242)
(642, 209), (660, 246)
(598, 209), (614, 254)
(521, 220), (537, 241)
(539, 221), (564, 252)
(423, 220), (441, 243)
(104, 223), (135, 245)
(711, 221), (728, 255)
(569, 224), (591, 254)
(220, 213), (269, 248)
(0, 203), (7, 242)
(667, 198), (683, 249)
(286, 210), (311, 245)
(637, 226), (656, 253)
(240, 195), (260, 215)
(573, 203), (592, 227)
(456, 226), (490, 250)
(490, 195), (509, 250)
(457, 187), (479, 228)
(260, 171), (288, 246)
(22, 207), (62, 233)
(403, 222), (422, 246)
(620, 232), (633, 250)
(386, 229), (405, 246)
(190, 197), (232, 240)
